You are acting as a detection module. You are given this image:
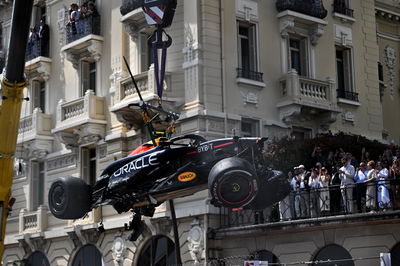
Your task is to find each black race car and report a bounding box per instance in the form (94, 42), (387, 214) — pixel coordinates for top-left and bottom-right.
(48, 134), (290, 220)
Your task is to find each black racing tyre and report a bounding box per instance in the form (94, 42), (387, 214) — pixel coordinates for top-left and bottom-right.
(208, 157), (258, 208)
(48, 177), (92, 219)
(247, 170), (291, 210)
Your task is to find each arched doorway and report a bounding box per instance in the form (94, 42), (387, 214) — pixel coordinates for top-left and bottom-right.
(253, 250), (280, 263)
(72, 244), (103, 266)
(391, 242), (400, 265)
(25, 251), (50, 266)
(312, 244), (354, 266)
(137, 235), (176, 266)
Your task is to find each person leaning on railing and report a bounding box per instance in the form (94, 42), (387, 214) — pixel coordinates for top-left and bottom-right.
(377, 161), (391, 211)
(354, 162), (368, 213)
(365, 160), (377, 212)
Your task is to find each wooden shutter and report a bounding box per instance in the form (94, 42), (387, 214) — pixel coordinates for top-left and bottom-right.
(31, 161), (40, 210)
(248, 24), (257, 71)
(81, 147), (90, 184)
(343, 48), (353, 92)
(32, 80), (41, 111)
(81, 61), (90, 96)
(140, 33), (149, 72)
(300, 38), (308, 77)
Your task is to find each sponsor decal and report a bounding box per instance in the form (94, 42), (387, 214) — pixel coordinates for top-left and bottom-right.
(113, 153), (159, 177)
(178, 172), (197, 182)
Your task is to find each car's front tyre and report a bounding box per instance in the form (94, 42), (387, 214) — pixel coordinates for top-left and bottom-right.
(208, 157), (258, 208)
(48, 177), (92, 219)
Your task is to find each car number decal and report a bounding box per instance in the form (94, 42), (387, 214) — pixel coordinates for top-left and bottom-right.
(197, 143), (213, 153)
(178, 172), (197, 182)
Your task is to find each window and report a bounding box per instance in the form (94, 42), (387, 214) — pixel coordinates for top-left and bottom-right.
(72, 244), (103, 266)
(81, 147), (96, 186)
(312, 244), (354, 266)
(31, 80), (46, 113)
(291, 127), (312, 140)
(253, 250), (280, 264)
(336, 46), (358, 101)
(289, 37), (308, 76)
(333, 0), (354, 17)
(241, 119), (258, 137)
(237, 21), (263, 82)
(81, 61), (96, 96)
(137, 235), (176, 266)
(32, 2), (46, 26)
(26, 251), (50, 266)
(31, 161), (45, 211)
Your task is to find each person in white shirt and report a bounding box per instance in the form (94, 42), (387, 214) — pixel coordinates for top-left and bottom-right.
(377, 161), (391, 210)
(339, 157), (355, 213)
(294, 165), (310, 218)
(319, 167), (330, 215)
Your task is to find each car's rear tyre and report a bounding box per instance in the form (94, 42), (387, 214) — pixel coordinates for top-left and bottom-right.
(48, 177), (91, 219)
(209, 157), (258, 208)
(247, 170), (291, 210)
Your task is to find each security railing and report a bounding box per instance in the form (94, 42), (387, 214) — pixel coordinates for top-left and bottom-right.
(236, 68), (264, 83)
(66, 15), (101, 44)
(337, 89), (359, 102)
(333, 0), (354, 17)
(219, 180), (398, 228)
(26, 39), (49, 61)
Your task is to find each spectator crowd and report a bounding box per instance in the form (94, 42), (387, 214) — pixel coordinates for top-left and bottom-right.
(278, 144), (400, 221)
(27, 17), (49, 59)
(67, 1), (99, 38)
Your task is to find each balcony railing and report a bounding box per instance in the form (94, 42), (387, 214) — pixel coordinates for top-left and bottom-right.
(280, 72), (336, 106)
(19, 206), (47, 234)
(337, 89), (359, 102)
(236, 68), (264, 83)
(66, 15), (101, 44)
(26, 39), (49, 62)
(276, 0), (328, 19)
(333, 0), (354, 17)
(17, 108), (52, 144)
(219, 181), (397, 228)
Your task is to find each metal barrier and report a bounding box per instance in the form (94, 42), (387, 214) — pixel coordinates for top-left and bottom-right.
(219, 180), (398, 228)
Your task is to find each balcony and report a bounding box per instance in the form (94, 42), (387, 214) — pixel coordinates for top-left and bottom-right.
(333, 0), (354, 18)
(52, 90), (106, 148)
(277, 71), (340, 128)
(276, 0), (327, 19)
(217, 181), (400, 232)
(236, 68), (266, 88)
(17, 108), (53, 159)
(62, 16), (102, 69)
(26, 39), (49, 62)
(111, 65), (176, 130)
(18, 206), (47, 234)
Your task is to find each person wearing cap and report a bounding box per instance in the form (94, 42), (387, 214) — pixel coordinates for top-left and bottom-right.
(294, 164), (310, 218)
(339, 157), (355, 213)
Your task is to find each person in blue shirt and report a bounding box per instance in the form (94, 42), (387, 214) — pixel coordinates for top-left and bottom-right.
(354, 162), (368, 212)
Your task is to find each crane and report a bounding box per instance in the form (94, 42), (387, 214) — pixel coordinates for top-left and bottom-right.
(0, 0), (34, 261)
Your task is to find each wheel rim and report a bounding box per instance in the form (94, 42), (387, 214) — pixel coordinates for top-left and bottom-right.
(51, 183), (65, 211)
(217, 170), (254, 206)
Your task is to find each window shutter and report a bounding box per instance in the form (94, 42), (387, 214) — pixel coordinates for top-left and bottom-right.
(140, 33), (149, 72)
(300, 39), (308, 77)
(40, 82), (46, 113)
(32, 81), (41, 111)
(31, 161), (40, 210)
(81, 147), (90, 184)
(343, 49), (352, 92)
(248, 24), (257, 71)
(81, 61), (90, 96)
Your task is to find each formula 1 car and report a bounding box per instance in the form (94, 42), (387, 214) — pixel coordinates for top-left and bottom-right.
(48, 134), (291, 220)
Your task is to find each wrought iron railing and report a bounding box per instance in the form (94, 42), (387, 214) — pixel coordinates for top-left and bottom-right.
(26, 39), (49, 61)
(337, 89), (359, 102)
(219, 180), (397, 228)
(276, 0), (328, 19)
(333, 0), (354, 17)
(66, 15), (101, 44)
(237, 68), (264, 83)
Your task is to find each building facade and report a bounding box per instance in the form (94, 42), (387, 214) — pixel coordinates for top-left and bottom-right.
(1, 0), (400, 265)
